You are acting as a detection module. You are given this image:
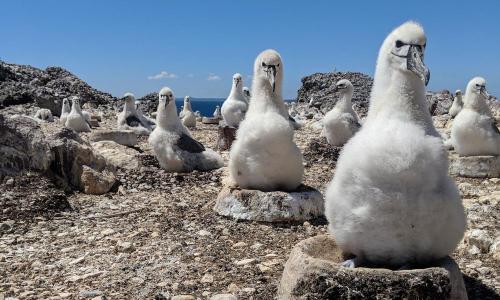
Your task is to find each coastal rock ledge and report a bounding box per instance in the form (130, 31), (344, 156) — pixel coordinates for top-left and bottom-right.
(278, 235), (468, 300)
(214, 185), (324, 222)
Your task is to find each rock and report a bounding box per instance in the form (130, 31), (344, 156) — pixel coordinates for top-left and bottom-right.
(80, 165), (116, 195)
(214, 185), (324, 222)
(467, 229), (493, 253)
(216, 124), (237, 151)
(34, 108), (54, 122)
(197, 229), (211, 237)
(171, 295), (195, 300)
(202, 117), (220, 124)
(89, 129), (138, 146)
(91, 141), (140, 170)
(278, 235), (467, 300)
(296, 72), (373, 118)
(117, 241), (135, 253)
(449, 152), (500, 178)
(78, 290), (102, 298)
(235, 258), (256, 266)
(201, 273), (214, 283)
(0, 114), (52, 175)
(47, 128), (108, 190)
(210, 294), (237, 300)
(232, 242), (247, 248)
(5, 178), (14, 186)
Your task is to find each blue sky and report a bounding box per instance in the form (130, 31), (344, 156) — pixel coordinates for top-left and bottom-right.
(1, 1), (499, 99)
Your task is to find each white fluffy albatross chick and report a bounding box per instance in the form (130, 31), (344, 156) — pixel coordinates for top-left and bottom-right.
(180, 96), (197, 128)
(451, 77), (499, 156)
(213, 105), (222, 119)
(117, 92), (154, 135)
(229, 49), (304, 191)
(65, 97), (91, 132)
(322, 79), (360, 146)
(325, 22), (466, 268)
(221, 73), (248, 127)
(243, 86), (251, 104)
(449, 90), (463, 118)
(148, 87), (223, 172)
(59, 98), (71, 124)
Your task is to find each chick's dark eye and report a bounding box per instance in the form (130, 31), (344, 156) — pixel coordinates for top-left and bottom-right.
(395, 40), (404, 48)
(262, 62), (267, 67)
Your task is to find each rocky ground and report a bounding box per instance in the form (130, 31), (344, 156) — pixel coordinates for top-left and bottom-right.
(0, 104), (498, 300)
(0, 61), (499, 299)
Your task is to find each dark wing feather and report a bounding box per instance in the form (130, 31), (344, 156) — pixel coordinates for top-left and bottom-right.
(178, 133), (206, 153)
(288, 115), (296, 123)
(126, 115), (143, 127)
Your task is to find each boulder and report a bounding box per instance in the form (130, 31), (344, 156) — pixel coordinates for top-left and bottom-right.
(46, 128), (107, 190)
(214, 185), (324, 222)
(91, 141), (141, 170)
(278, 235), (467, 300)
(80, 165), (116, 195)
(449, 152), (500, 178)
(0, 114), (52, 175)
(89, 129), (138, 146)
(216, 123), (237, 151)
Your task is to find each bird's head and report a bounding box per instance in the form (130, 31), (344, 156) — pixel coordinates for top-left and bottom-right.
(380, 21), (430, 86)
(455, 90), (462, 96)
(253, 49), (283, 94)
(333, 79), (354, 95)
(184, 96), (191, 103)
(243, 87), (251, 97)
(159, 87), (174, 108)
(233, 73), (242, 87)
(467, 77), (489, 99)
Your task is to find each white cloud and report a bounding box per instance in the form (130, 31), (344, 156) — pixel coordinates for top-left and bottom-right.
(147, 71), (178, 80)
(207, 73), (221, 81)
(187, 73), (195, 78)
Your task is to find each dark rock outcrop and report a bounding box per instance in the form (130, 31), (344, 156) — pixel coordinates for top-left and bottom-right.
(296, 72), (373, 118)
(0, 60), (117, 115)
(137, 92), (159, 114)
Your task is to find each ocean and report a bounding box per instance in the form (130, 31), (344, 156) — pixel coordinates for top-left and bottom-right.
(174, 98), (224, 117)
(174, 98), (295, 117)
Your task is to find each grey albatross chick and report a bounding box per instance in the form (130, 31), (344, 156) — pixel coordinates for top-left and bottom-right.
(117, 92), (154, 135)
(148, 87), (223, 172)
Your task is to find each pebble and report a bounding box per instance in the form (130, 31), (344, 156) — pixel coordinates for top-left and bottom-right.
(101, 229), (115, 236)
(6, 178), (14, 186)
(210, 294), (237, 300)
(197, 229), (211, 236)
(235, 258), (256, 266)
(79, 290), (103, 298)
(232, 242), (247, 248)
(198, 273), (213, 284)
(171, 295), (195, 300)
(117, 241), (135, 253)
(227, 283), (239, 293)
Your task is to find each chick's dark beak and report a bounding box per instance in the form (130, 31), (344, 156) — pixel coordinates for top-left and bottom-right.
(266, 65), (277, 92)
(407, 45), (430, 86)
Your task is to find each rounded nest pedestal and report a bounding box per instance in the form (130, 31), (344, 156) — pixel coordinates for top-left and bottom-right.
(214, 185), (324, 222)
(278, 235), (467, 300)
(449, 152), (500, 178)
